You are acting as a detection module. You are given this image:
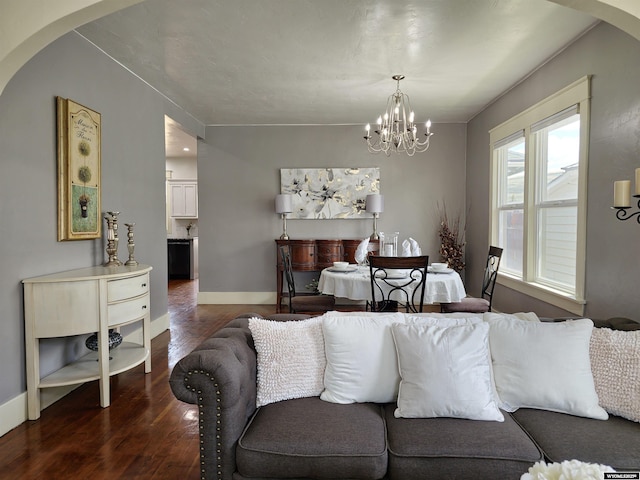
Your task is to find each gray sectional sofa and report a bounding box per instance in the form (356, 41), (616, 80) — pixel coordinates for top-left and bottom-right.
(169, 313), (640, 480)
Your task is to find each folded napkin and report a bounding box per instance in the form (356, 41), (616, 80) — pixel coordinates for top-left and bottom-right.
(409, 237), (422, 256)
(354, 237), (370, 264)
(401, 239), (412, 257)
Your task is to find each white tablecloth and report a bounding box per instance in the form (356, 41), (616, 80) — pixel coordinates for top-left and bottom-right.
(318, 265), (466, 304)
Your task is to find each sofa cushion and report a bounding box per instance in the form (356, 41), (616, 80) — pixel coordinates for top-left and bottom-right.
(237, 397), (387, 479)
(384, 404), (542, 480)
(511, 408), (640, 471)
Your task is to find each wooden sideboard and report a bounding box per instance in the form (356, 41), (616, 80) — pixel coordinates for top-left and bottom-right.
(22, 265), (152, 419)
(275, 239), (378, 312)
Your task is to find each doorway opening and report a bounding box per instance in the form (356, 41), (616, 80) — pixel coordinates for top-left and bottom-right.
(165, 116), (199, 294)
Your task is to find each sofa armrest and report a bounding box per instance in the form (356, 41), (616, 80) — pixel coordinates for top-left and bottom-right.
(169, 318), (257, 480)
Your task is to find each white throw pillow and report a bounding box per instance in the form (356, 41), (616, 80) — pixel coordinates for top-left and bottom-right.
(486, 316), (608, 420)
(405, 314), (483, 326)
(484, 311), (540, 323)
(391, 322), (504, 421)
(320, 313), (405, 404)
(590, 327), (640, 423)
(249, 317), (326, 407)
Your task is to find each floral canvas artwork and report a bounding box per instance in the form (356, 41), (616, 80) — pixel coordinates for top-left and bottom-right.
(281, 168), (380, 219)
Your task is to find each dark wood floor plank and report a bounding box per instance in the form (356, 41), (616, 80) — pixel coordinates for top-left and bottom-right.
(0, 279), (275, 480)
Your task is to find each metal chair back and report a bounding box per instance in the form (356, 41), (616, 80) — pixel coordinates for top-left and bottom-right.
(481, 246), (503, 310)
(369, 255), (429, 313)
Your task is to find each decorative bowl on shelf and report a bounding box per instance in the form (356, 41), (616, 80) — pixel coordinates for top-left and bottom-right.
(85, 329), (123, 353)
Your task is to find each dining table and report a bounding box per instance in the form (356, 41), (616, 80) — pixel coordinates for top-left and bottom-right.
(318, 264), (467, 305)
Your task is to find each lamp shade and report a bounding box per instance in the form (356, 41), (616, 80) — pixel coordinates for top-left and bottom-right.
(275, 194), (293, 214)
(365, 194), (384, 214)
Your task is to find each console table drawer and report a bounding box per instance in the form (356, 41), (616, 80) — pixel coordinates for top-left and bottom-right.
(315, 239), (342, 268)
(108, 273), (150, 302)
(108, 293), (150, 327)
(289, 240), (316, 270)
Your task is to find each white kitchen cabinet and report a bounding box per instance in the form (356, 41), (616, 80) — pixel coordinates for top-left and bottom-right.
(170, 180), (198, 218)
(22, 265), (152, 420)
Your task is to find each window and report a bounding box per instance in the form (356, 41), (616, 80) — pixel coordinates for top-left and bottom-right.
(489, 77), (590, 315)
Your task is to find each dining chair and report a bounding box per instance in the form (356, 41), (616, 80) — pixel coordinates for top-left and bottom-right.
(369, 255), (429, 313)
(279, 246), (336, 314)
(441, 246), (503, 313)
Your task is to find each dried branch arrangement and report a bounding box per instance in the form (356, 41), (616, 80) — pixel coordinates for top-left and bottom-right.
(437, 202), (466, 273)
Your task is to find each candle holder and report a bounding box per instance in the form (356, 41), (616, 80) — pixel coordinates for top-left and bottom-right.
(124, 223), (138, 266)
(104, 211), (122, 266)
(612, 169), (640, 223)
(612, 195), (640, 223)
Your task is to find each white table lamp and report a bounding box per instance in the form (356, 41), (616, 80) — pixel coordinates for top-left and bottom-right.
(275, 194), (293, 240)
(366, 194), (384, 240)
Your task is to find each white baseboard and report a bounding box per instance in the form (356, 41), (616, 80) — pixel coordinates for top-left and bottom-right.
(198, 291), (276, 304)
(0, 392), (29, 437)
(0, 313), (170, 438)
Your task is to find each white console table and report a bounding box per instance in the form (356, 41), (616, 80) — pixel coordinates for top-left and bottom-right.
(22, 264), (153, 420)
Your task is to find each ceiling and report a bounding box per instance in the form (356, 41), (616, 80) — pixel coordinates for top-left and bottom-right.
(76, 0), (599, 156)
(164, 116), (198, 158)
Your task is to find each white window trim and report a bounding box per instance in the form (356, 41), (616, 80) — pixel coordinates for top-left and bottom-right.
(489, 76), (590, 316)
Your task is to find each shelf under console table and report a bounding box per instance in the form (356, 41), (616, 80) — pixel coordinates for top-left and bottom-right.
(275, 239), (378, 312)
(22, 264), (153, 420)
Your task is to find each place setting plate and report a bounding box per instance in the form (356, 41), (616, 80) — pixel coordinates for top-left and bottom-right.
(327, 266), (358, 273)
(374, 269), (409, 279)
(428, 266), (454, 274)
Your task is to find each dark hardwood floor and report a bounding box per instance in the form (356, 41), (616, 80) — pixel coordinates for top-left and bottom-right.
(0, 280), (277, 480)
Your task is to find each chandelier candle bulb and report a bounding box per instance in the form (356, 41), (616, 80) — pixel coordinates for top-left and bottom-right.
(636, 168), (640, 195)
(614, 180), (631, 207)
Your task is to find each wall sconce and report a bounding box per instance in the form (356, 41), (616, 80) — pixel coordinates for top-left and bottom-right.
(612, 168), (640, 223)
(275, 194), (293, 239)
(365, 194), (384, 240)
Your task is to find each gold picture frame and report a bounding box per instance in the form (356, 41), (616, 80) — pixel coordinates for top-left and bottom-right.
(57, 97), (102, 241)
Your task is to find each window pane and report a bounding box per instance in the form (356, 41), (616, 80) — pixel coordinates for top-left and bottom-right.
(536, 114), (580, 202)
(498, 209), (523, 276)
(537, 205), (577, 291)
(499, 138), (525, 205)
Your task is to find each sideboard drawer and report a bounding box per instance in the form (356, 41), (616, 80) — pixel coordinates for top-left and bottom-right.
(108, 293), (150, 327)
(108, 273), (150, 302)
(289, 240), (316, 271)
(315, 239), (342, 268)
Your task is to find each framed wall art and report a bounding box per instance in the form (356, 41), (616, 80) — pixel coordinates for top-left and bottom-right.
(57, 97), (102, 240)
(280, 167), (380, 219)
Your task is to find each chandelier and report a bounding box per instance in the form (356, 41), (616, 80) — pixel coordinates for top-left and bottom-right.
(364, 75), (433, 156)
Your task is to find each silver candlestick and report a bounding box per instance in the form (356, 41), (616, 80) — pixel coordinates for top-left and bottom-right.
(104, 211), (122, 266)
(124, 223), (138, 266)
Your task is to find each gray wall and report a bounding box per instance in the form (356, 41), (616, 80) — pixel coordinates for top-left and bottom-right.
(466, 22), (640, 319)
(0, 32), (184, 405)
(4, 11), (638, 415)
(198, 123), (467, 294)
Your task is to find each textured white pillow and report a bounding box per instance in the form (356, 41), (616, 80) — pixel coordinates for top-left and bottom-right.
(487, 317), (608, 420)
(320, 313), (405, 404)
(249, 317), (326, 407)
(590, 327), (640, 423)
(391, 322), (504, 421)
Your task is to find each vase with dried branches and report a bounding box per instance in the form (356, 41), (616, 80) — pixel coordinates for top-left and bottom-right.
(437, 202), (466, 273)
